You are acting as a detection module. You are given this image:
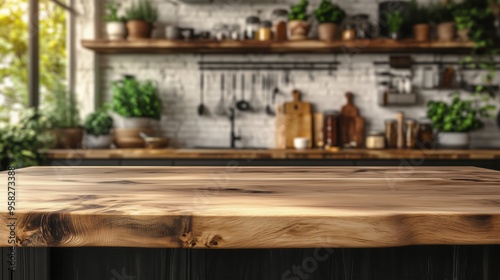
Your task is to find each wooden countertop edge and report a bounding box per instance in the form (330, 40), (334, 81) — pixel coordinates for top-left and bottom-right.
(44, 149), (500, 160)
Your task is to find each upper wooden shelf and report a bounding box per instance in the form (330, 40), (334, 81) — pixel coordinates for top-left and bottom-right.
(81, 39), (476, 54)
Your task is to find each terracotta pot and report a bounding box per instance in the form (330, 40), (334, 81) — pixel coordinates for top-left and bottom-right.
(436, 22), (456, 42)
(288, 20), (310, 40)
(413, 24), (430, 42)
(126, 20), (152, 40)
(54, 128), (83, 149)
(106, 22), (126, 40)
(317, 23), (339, 41)
(457, 28), (470, 42)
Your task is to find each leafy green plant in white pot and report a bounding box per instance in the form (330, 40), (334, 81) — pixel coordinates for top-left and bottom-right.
(83, 108), (114, 149)
(104, 2), (126, 40)
(427, 94), (496, 148)
(112, 75), (162, 129)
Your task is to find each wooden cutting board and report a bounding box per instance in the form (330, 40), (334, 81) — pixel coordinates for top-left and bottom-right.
(275, 90), (313, 149)
(340, 92), (365, 148)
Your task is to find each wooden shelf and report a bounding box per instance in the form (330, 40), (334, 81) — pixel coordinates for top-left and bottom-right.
(81, 39), (477, 54)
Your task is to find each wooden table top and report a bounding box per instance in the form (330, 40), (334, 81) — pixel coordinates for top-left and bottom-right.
(45, 148), (500, 160)
(1, 166), (500, 248)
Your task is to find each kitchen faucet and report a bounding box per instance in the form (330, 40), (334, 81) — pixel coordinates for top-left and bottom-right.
(229, 108), (242, 149)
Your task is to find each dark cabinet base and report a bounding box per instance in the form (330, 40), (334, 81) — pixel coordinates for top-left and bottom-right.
(2, 246), (500, 280)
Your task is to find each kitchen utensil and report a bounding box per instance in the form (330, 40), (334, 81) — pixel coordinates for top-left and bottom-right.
(293, 137), (309, 150)
(497, 110), (500, 130)
(236, 73), (251, 111)
(232, 73), (238, 108)
(265, 74), (275, 116)
(248, 73), (261, 111)
(339, 92), (365, 148)
(281, 90), (313, 149)
(215, 73), (227, 116)
(197, 72), (206, 116)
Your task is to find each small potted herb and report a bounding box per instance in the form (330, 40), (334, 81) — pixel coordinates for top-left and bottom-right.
(83, 108), (114, 149)
(104, 2), (126, 40)
(427, 94), (496, 148)
(314, 0), (346, 41)
(112, 75), (161, 129)
(387, 11), (404, 39)
(125, 0), (158, 40)
(430, 2), (456, 42)
(407, 0), (431, 42)
(288, 0), (310, 40)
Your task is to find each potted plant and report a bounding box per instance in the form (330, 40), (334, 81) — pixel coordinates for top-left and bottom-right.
(454, 1), (495, 45)
(125, 0), (157, 40)
(0, 109), (52, 170)
(83, 108), (114, 149)
(431, 2), (456, 41)
(46, 85), (83, 149)
(387, 10), (404, 39)
(112, 75), (161, 129)
(453, 9), (473, 41)
(407, 0), (431, 41)
(104, 2), (126, 40)
(288, 0), (310, 40)
(427, 94), (496, 148)
(314, 0), (346, 41)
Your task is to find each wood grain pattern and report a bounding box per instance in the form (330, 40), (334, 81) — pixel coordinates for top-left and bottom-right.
(44, 148), (500, 160)
(281, 90), (313, 149)
(81, 39), (478, 54)
(1, 166), (500, 249)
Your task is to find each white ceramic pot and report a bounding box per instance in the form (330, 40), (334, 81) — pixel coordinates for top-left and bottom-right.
(106, 22), (127, 40)
(437, 132), (470, 149)
(293, 137), (310, 150)
(85, 135), (113, 149)
(113, 115), (151, 129)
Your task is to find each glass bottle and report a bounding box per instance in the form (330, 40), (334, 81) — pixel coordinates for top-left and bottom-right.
(245, 16), (261, 40)
(406, 119), (417, 149)
(272, 9), (288, 41)
(417, 117), (434, 148)
(384, 119), (398, 149)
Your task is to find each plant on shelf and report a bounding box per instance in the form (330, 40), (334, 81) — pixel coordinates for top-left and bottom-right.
(288, 0), (310, 40)
(104, 2), (126, 40)
(427, 93), (496, 148)
(112, 75), (161, 126)
(407, 0), (431, 41)
(45, 84), (83, 149)
(125, 0), (158, 40)
(387, 11), (404, 40)
(0, 109), (53, 170)
(314, 0), (346, 41)
(430, 2), (456, 41)
(83, 107), (114, 149)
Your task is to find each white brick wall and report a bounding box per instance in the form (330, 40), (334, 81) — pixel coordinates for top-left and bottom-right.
(75, 0), (500, 149)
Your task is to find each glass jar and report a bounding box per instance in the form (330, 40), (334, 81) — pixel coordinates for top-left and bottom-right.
(229, 24), (241, 40)
(258, 21), (272, 41)
(366, 131), (386, 149)
(406, 119), (417, 149)
(272, 9), (288, 41)
(245, 16), (261, 40)
(323, 110), (340, 148)
(417, 117), (434, 147)
(213, 23), (229, 41)
(384, 119), (398, 149)
(342, 25), (356, 41)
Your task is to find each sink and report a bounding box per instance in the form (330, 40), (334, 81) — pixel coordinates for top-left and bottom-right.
(192, 146), (269, 150)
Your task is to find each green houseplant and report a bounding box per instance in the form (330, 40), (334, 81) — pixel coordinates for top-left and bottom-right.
(0, 109), (53, 170)
(430, 2), (456, 41)
(104, 2), (126, 40)
(407, 0), (431, 41)
(125, 0), (158, 40)
(112, 75), (161, 128)
(427, 93), (496, 148)
(83, 108), (114, 149)
(387, 11), (404, 39)
(314, 0), (346, 41)
(288, 0), (310, 40)
(46, 84), (83, 149)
